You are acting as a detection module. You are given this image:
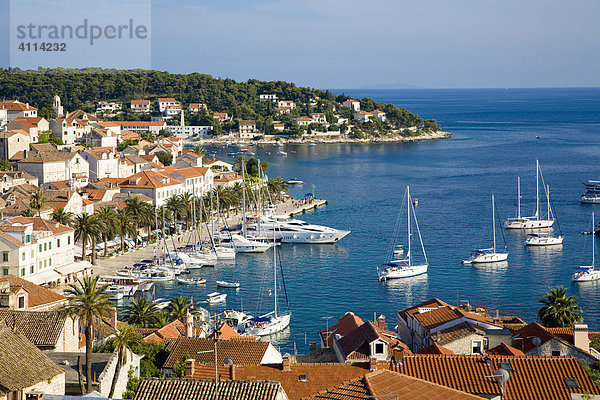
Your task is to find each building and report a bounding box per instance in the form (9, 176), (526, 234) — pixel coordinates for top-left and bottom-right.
(17, 151), (89, 188)
(239, 120), (257, 137)
(277, 100), (296, 109)
(173, 152), (203, 169)
(96, 101), (122, 113)
(0, 217), (77, 285)
(296, 116), (311, 126)
(0, 171), (39, 194)
(202, 158), (232, 171)
(311, 113), (327, 123)
(4, 117), (49, 143)
(47, 350), (141, 398)
(275, 107), (291, 114)
(0, 326), (66, 399)
(342, 99), (360, 111)
(273, 123), (285, 131)
(259, 94), (278, 102)
(188, 103), (207, 113)
(133, 378), (287, 400)
(157, 98), (178, 113)
(0, 274), (67, 311)
(49, 118), (86, 145)
(353, 110), (386, 123)
(164, 125), (213, 138)
(306, 370), (482, 400)
(81, 148), (120, 181)
(213, 112), (229, 122)
(0, 130), (30, 160)
(0, 100), (38, 122)
(213, 171), (243, 188)
(118, 170), (184, 206)
(163, 105), (182, 118)
(82, 128), (118, 149)
(131, 100), (151, 113)
(163, 337), (282, 372)
(319, 312), (364, 348)
(119, 121), (166, 134)
(169, 166), (214, 196)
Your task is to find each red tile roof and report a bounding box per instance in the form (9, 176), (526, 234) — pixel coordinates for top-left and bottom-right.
(511, 322), (556, 353)
(164, 338), (272, 368)
(144, 319), (190, 344)
(0, 275), (65, 309)
(170, 166), (210, 179)
(433, 322), (485, 345)
(398, 298), (451, 322)
(7, 216), (73, 234)
(486, 343), (525, 356)
(418, 343), (454, 355)
(119, 170), (181, 189)
(131, 100), (150, 105)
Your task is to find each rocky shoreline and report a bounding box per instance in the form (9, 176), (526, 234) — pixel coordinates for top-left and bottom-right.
(193, 130), (453, 145)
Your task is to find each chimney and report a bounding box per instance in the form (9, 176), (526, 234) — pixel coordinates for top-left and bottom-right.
(185, 359), (195, 378)
(369, 357), (377, 372)
(573, 324), (589, 352)
(309, 341), (316, 355)
(183, 310), (194, 338)
(110, 310), (118, 329)
(378, 314), (386, 330)
(230, 364), (236, 380)
(282, 357), (291, 372)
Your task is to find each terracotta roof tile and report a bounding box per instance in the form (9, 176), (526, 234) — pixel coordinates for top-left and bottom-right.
(418, 343), (455, 355)
(398, 298), (451, 322)
(169, 166), (210, 179)
(412, 306), (463, 331)
(119, 170), (181, 189)
(511, 322), (555, 353)
(0, 310), (67, 347)
(486, 343), (525, 356)
(164, 338), (271, 368)
(433, 322), (485, 345)
(319, 313), (364, 347)
(0, 275), (65, 308)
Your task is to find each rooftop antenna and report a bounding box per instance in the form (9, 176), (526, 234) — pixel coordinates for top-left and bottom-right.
(485, 368), (510, 400)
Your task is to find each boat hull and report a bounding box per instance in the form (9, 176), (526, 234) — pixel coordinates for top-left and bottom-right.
(525, 236), (564, 246)
(572, 269), (600, 282)
(505, 219), (554, 229)
(466, 253), (509, 264)
(378, 264), (428, 281)
(245, 314), (291, 336)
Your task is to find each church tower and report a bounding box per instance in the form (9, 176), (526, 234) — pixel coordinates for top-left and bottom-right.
(53, 95), (64, 118)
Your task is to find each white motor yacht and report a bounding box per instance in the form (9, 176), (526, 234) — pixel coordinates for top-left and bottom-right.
(216, 233), (272, 253)
(246, 216), (350, 244)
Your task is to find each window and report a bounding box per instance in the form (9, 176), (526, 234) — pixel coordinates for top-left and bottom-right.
(49, 242), (52, 250)
(374, 342), (385, 354)
(49, 258), (52, 266)
(68, 236), (71, 245)
(564, 378), (579, 389)
(44, 243), (47, 251)
(17, 296), (25, 309)
(30, 265), (34, 274)
(57, 238), (60, 247)
(30, 250), (34, 258)
(25, 234), (31, 243)
(39, 261), (42, 269)
(552, 350), (561, 356)
(483, 337), (489, 351)
(2, 268), (8, 275)
(2, 252), (8, 262)
(20, 268), (25, 276)
(21, 252), (25, 261)
(44, 259), (47, 268)
(39, 244), (43, 252)
(472, 340), (483, 355)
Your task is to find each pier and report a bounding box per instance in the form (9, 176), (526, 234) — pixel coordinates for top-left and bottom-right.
(276, 198), (328, 217)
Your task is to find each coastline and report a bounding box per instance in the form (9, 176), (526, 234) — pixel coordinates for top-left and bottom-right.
(192, 130), (453, 145)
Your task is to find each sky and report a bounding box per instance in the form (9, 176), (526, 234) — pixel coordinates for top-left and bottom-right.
(2, 0), (600, 88)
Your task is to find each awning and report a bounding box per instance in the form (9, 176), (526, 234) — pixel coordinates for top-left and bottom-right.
(54, 260), (93, 275)
(28, 269), (61, 285)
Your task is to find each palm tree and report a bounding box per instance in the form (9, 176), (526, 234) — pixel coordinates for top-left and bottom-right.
(73, 213), (102, 262)
(123, 296), (159, 328)
(153, 310), (171, 328)
(30, 190), (47, 217)
(538, 286), (584, 327)
(193, 144), (205, 155)
(267, 177), (289, 200)
(139, 203), (156, 246)
(95, 206), (117, 257)
(62, 276), (114, 393)
(108, 325), (137, 398)
(125, 197), (147, 248)
(51, 207), (74, 226)
(20, 209), (35, 217)
(165, 195), (184, 235)
(167, 296), (197, 321)
(179, 193), (193, 231)
(115, 209), (136, 252)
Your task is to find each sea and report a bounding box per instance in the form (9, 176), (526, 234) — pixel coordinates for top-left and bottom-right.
(142, 88), (600, 353)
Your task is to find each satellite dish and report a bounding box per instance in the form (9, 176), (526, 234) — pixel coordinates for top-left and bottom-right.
(223, 357), (234, 365)
(532, 336), (541, 347)
(494, 368), (510, 385)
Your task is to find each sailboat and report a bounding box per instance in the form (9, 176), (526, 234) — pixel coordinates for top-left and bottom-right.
(525, 185), (564, 246)
(505, 160), (555, 229)
(463, 194), (509, 264)
(244, 224), (291, 336)
(378, 186), (428, 281)
(572, 213), (600, 282)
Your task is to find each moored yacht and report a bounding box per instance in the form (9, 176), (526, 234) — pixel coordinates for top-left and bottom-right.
(463, 194), (509, 264)
(245, 216), (350, 244)
(573, 213), (600, 282)
(525, 185), (564, 246)
(216, 233), (272, 253)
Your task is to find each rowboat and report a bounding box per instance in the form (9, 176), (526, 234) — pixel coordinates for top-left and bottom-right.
(216, 280), (240, 288)
(177, 278), (207, 285)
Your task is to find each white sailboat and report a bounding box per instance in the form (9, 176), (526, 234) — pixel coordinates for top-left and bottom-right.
(378, 186), (428, 281)
(244, 224), (291, 336)
(463, 194), (509, 264)
(572, 213), (600, 282)
(505, 160), (555, 229)
(525, 185), (564, 246)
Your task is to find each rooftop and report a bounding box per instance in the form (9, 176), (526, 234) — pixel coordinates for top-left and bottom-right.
(0, 275), (65, 308)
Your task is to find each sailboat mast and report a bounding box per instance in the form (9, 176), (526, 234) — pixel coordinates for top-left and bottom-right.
(273, 221), (277, 318)
(536, 160), (540, 220)
(547, 185), (550, 236)
(407, 186), (411, 266)
(517, 177), (521, 218)
(492, 194), (496, 253)
(210, 187), (215, 237)
(242, 159), (247, 238)
(593, 213), (595, 267)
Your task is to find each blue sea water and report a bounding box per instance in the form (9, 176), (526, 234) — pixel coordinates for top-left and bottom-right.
(148, 88), (600, 353)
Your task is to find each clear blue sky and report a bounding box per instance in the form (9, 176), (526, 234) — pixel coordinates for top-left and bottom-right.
(3, 0), (599, 88)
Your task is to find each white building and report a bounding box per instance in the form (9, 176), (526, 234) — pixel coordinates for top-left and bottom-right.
(213, 112), (229, 122)
(118, 170), (184, 206)
(277, 100), (296, 109)
(120, 121), (166, 134)
(17, 151), (89, 188)
(311, 113), (327, 123)
(342, 99), (360, 111)
(50, 118), (86, 145)
(0, 130), (31, 160)
(169, 166), (214, 196)
(82, 128), (118, 148)
(189, 103), (207, 113)
(131, 100), (151, 113)
(96, 101), (122, 113)
(259, 94), (278, 102)
(163, 105), (182, 118)
(157, 98), (178, 113)
(81, 148), (120, 181)
(0, 101), (38, 122)
(296, 116), (311, 126)
(0, 217), (76, 286)
(239, 120), (257, 138)
(164, 125), (213, 138)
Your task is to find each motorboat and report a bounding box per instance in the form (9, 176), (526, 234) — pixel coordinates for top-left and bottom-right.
(214, 246), (236, 260)
(286, 178), (305, 185)
(505, 161), (555, 229)
(379, 186), (428, 281)
(105, 285), (126, 301)
(177, 277), (207, 285)
(216, 233), (272, 253)
(245, 216), (350, 244)
(277, 151), (287, 156)
(216, 280), (240, 288)
(581, 193), (600, 204)
(573, 213), (600, 282)
(206, 292), (227, 304)
(580, 179), (600, 204)
(154, 298), (170, 310)
(463, 194), (509, 264)
(98, 276), (142, 295)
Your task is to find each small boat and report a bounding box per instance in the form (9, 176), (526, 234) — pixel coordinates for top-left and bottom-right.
(462, 194), (509, 264)
(536, 135), (543, 139)
(393, 245), (404, 257)
(286, 178), (305, 185)
(154, 298), (170, 310)
(308, 143), (317, 147)
(105, 285), (126, 300)
(412, 199), (418, 206)
(525, 185), (564, 246)
(273, 143), (283, 147)
(216, 280), (240, 288)
(573, 213), (600, 282)
(206, 292), (227, 303)
(505, 162), (554, 229)
(277, 151), (288, 157)
(177, 277), (207, 285)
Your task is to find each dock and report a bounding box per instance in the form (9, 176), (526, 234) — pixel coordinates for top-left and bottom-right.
(276, 198), (328, 217)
